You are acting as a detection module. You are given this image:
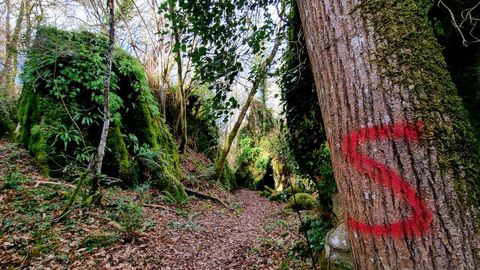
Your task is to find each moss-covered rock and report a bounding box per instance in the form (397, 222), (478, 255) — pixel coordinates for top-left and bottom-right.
(288, 193), (316, 210)
(17, 27), (186, 200)
(269, 185), (304, 201)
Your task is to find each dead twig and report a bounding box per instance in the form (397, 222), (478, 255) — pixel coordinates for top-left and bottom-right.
(185, 187), (233, 211)
(143, 203), (178, 213)
(34, 180), (76, 189)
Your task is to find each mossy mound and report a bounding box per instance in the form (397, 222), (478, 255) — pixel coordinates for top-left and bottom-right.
(269, 185), (304, 201)
(288, 193), (316, 210)
(17, 27), (186, 200)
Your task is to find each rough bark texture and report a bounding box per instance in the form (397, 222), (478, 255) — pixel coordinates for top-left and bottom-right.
(297, 0), (480, 269)
(0, 0), (25, 97)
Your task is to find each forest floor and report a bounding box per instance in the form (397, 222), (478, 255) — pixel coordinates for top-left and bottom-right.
(0, 141), (313, 269)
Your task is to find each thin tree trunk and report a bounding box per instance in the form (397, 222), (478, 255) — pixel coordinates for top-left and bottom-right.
(23, 0), (33, 49)
(214, 35), (282, 182)
(3, 0), (11, 67)
(297, 0), (480, 269)
(0, 0), (25, 98)
(93, 0), (115, 179)
(169, 3), (187, 154)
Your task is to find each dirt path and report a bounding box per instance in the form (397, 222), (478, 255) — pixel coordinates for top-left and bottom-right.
(0, 141), (308, 269)
(86, 189), (302, 270)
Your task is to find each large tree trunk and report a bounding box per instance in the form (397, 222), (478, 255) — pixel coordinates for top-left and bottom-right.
(297, 0), (480, 269)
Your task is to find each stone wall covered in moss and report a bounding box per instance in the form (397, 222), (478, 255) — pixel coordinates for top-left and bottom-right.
(18, 27), (186, 199)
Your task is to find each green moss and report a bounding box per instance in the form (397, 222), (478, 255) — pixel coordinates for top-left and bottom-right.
(283, 186), (304, 196)
(270, 185), (304, 201)
(269, 191), (283, 201)
(288, 193), (316, 210)
(28, 124), (49, 175)
(220, 162), (236, 191)
(359, 0), (480, 215)
(105, 125), (131, 182)
(259, 190), (271, 198)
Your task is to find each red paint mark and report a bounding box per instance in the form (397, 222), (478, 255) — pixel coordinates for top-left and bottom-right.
(341, 121), (432, 238)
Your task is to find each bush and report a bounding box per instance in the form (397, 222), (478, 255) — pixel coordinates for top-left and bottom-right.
(108, 197), (144, 241)
(3, 172), (29, 190)
(299, 216), (333, 254)
(270, 185), (304, 201)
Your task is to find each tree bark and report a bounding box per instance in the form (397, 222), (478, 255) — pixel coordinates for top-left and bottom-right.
(3, 0), (11, 66)
(297, 0), (480, 269)
(214, 35), (282, 182)
(0, 0), (25, 98)
(169, 2), (187, 154)
(93, 0), (115, 178)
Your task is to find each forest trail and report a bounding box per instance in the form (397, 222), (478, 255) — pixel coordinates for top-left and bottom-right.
(0, 141), (308, 269)
(90, 189), (302, 270)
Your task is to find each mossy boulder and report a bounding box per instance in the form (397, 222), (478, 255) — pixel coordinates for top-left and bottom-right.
(17, 27), (186, 200)
(288, 193), (316, 210)
(269, 185), (304, 201)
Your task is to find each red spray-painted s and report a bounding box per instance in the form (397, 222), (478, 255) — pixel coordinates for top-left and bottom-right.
(341, 122), (432, 238)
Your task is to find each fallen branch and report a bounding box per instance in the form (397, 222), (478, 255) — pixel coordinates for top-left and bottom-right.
(34, 180), (76, 189)
(143, 203), (178, 213)
(185, 187), (233, 211)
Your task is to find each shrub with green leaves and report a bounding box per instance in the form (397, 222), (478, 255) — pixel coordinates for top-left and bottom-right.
(18, 27), (186, 200)
(108, 197), (144, 240)
(279, 2), (337, 260)
(3, 172), (29, 190)
(186, 88), (221, 160)
(299, 216), (333, 254)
